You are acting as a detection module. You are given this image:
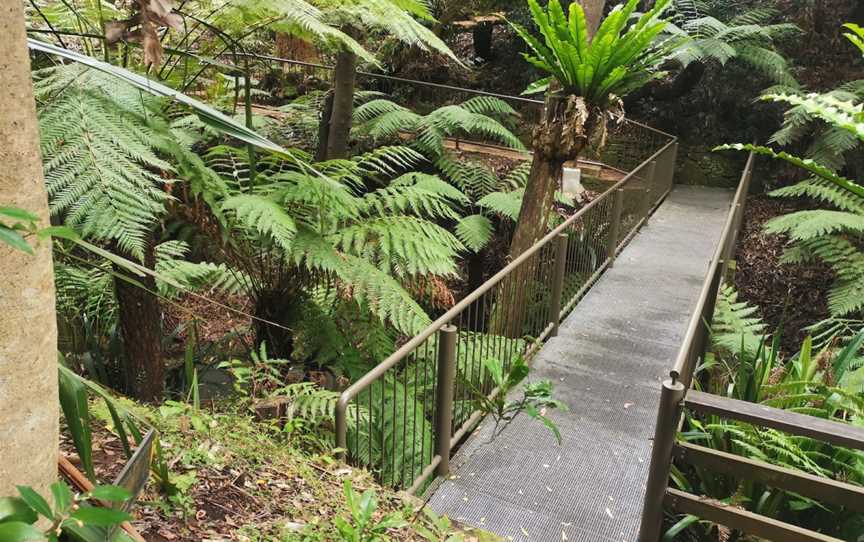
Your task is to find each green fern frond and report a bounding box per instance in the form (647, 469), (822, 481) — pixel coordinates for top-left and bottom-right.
(477, 189), (524, 221)
(363, 173), (467, 220)
(765, 210), (864, 241)
(329, 216), (464, 276)
(770, 178), (864, 215)
(455, 214), (495, 252)
(711, 284), (768, 356)
(222, 194), (298, 253)
(764, 93), (864, 143)
(37, 66), (174, 260)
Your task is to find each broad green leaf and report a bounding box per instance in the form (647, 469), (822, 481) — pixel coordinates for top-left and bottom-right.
(49, 483), (72, 515)
(0, 207), (38, 222)
(88, 486), (132, 503)
(15, 487), (52, 520)
(0, 498), (37, 524)
(0, 226), (33, 254)
(0, 522), (44, 542)
(68, 506), (131, 526)
(58, 367), (95, 481)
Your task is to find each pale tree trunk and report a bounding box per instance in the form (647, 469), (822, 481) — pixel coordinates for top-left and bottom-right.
(323, 50), (357, 160)
(580, 0), (606, 38)
(0, 2), (59, 497)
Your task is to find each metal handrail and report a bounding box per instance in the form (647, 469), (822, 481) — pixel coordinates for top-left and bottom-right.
(336, 129), (679, 491)
(222, 51), (678, 141)
(639, 151), (754, 540)
(337, 136), (676, 405)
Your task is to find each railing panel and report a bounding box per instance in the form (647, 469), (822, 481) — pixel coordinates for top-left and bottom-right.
(673, 442), (864, 512)
(685, 390), (864, 452)
(665, 488), (845, 542)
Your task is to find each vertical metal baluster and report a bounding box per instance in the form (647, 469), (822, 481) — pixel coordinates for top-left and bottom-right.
(401, 360), (409, 487)
(410, 350), (420, 486)
(368, 383), (373, 470)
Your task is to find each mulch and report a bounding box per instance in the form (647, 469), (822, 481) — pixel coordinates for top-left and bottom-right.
(732, 194), (832, 354)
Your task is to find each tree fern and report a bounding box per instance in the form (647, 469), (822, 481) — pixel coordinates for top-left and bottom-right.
(36, 66), (173, 260)
(455, 214), (495, 253)
(665, 8), (799, 88)
(719, 81), (864, 318)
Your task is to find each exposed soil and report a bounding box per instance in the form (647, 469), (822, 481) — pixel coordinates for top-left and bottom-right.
(162, 291), (255, 358)
(59, 410), (496, 541)
(732, 195), (832, 354)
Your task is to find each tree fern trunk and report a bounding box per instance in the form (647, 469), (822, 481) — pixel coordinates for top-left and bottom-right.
(315, 90), (335, 162)
(325, 50), (358, 160)
(253, 288), (306, 359)
(0, 1), (59, 497)
(473, 23), (494, 60)
(115, 238), (164, 402)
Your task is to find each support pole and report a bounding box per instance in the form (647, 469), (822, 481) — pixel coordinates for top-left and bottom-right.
(434, 324), (458, 477)
(640, 159), (658, 221)
(549, 233), (568, 336)
(638, 378), (686, 542)
(607, 188), (624, 267)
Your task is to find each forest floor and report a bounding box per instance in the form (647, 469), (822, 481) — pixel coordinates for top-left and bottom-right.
(732, 194), (832, 354)
(60, 398), (501, 542)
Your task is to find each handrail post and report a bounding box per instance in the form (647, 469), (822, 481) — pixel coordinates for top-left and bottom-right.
(335, 396), (348, 460)
(434, 324), (458, 477)
(607, 188), (624, 267)
(640, 159), (658, 221)
(549, 233), (568, 336)
(638, 378), (686, 542)
(666, 142), (679, 191)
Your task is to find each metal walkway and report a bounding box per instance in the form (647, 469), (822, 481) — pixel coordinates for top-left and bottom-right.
(428, 186), (734, 542)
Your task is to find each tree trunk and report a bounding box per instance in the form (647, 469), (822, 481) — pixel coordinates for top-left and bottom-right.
(580, 0), (606, 38)
(115, 239), (164, 402)
(253, 287), (306, 359)
(324, 50), (358, 160)
(508, 93), (592, 259)
(315, 90), (335, 162)
(0, 1), (59, 497)
(472, 23), (494, 60)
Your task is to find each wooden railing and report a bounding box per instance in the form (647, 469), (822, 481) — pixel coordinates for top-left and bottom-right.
(637, 152), (864, 542)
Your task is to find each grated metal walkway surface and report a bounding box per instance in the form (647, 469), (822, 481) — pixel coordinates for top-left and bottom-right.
(427, 186), (734, 542)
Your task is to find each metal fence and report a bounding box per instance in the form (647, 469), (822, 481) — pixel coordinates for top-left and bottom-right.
(637, 152), (864, 542)
(227, 52), (683, 493)
(334, 131), (678, 493)
(225, 52), (674, 160)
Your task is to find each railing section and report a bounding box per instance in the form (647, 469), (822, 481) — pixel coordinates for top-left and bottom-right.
(637, 152), (864, 542)
(336, 136), (679, 493)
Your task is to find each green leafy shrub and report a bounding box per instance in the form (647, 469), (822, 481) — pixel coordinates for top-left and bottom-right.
(468, 357), (567, 443)
(0, 482), (130, 542)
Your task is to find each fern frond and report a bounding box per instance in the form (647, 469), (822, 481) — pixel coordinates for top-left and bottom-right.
(764, 210), (864, 241)
(455, 214), (494, 252)
(37, 65), (173, 260)
(477, 189), (525, 221)
(711, 284), (768, 356)
(770, 178), (864, 215)
(329, 216), (464, 276)
(222, 194), (298, 253)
